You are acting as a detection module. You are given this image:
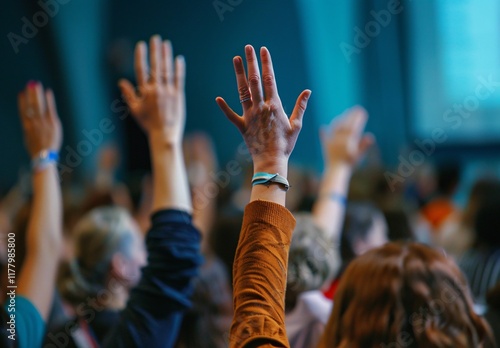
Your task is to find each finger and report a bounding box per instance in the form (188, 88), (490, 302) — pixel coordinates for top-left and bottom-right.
(149, 35), (161, 84)
(215, 97), (244, 133)
(359, 133), (375, 155)
(162, 40), (174, 86)
(134, 41), (148, 88)
(349, 105), (368, 135)
(260, 47), (279, 101)
(118, 79), (138, 107)
(290, 90), (311, 131)
(45, 89), (59, 124)
(34, 82), (46, 117)
(233, 56), (251, 111)
(244, 45), (263, 104)
(174, 55), (186, 91)
(26, 81), (39, 118)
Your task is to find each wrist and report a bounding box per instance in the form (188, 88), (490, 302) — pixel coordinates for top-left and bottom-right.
(31, 149), (59, 173)
(325, 160), (353, 174)
(319, 162), (352, 197)
(149, 134), (181, 153)
(253, 157), (288, 177)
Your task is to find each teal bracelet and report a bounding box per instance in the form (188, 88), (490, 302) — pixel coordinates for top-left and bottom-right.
(32, 150), (59, 172)
(252, 172), (290, 191)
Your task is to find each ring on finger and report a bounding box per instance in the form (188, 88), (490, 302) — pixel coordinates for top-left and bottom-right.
(240, 97), (251, 103)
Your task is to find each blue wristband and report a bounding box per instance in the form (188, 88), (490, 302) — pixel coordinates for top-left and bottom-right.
(32, 150), (59, 172)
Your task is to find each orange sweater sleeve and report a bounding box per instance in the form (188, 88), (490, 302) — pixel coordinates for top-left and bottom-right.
(229, 200), (296, 348)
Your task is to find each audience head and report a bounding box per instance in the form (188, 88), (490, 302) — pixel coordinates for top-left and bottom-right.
(463, 177), (500, 229)
(286, 213), (340, 308)
(59, 206), (146, 306)
(340, 202), (388, 261)
(474, 192), (500, 248)
(321, 242), (491, 348)
(436, 162), (461, 197)
(384, 209), (414, 242)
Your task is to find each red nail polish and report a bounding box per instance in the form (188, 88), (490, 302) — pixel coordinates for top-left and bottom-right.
(27, 81), (37, 88)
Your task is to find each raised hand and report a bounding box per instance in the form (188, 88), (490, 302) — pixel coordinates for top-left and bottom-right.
(321, 106), (374, 167)
(16, 81), (63, 326)
(313, 106), (374, 240)
(119, 35), (185, 145)
(18, 81), (62, 158)
(216, 45), (311, 173)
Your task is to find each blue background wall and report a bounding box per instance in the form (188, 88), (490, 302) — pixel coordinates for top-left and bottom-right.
(2, 0), (499, 199)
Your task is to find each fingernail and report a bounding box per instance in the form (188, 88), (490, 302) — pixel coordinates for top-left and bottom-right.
(27, 80), (37, 88)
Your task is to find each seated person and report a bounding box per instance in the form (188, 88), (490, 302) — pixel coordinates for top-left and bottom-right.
(286, 106), (374, 348)
(217, 44), (493, 348)
(47, 206), (146, 346)
(460, 192), (500, 311)
(319, 242), (493, 348)
(323, 201), (388, 300)
(48, 35), (203, 347)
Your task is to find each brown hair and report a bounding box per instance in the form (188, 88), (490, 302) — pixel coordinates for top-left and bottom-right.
(320, 242), (493, 348)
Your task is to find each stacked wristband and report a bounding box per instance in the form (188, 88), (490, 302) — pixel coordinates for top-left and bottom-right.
(252, 172), (290, 192)
(32, 149), (59, 172)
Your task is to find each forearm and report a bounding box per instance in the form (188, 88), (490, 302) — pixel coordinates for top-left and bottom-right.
(18, 164), (62, 319)
(312, 163), (351, 242)
(192, 183), (216, 253)
(230, 200), (295, 348)
(26, 165), (62, 256)
(149, 133), (192, 213)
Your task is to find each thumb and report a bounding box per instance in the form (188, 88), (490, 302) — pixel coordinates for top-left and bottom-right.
(118, 79), (138, 110)
(290, 89), (312, 131)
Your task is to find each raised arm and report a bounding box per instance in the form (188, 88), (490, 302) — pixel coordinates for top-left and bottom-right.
(312, 106), (373, 243)
(184, 133), (218, 253)
(106, 35), (201, 348)
(217, 45), (311, 348)
(16, 82), (63, 320)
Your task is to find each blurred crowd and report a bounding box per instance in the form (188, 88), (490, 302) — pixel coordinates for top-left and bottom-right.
(0, 35), (498, 348)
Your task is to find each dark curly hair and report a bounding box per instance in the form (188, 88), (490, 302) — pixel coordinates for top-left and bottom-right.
(319, 242), (493, 348)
